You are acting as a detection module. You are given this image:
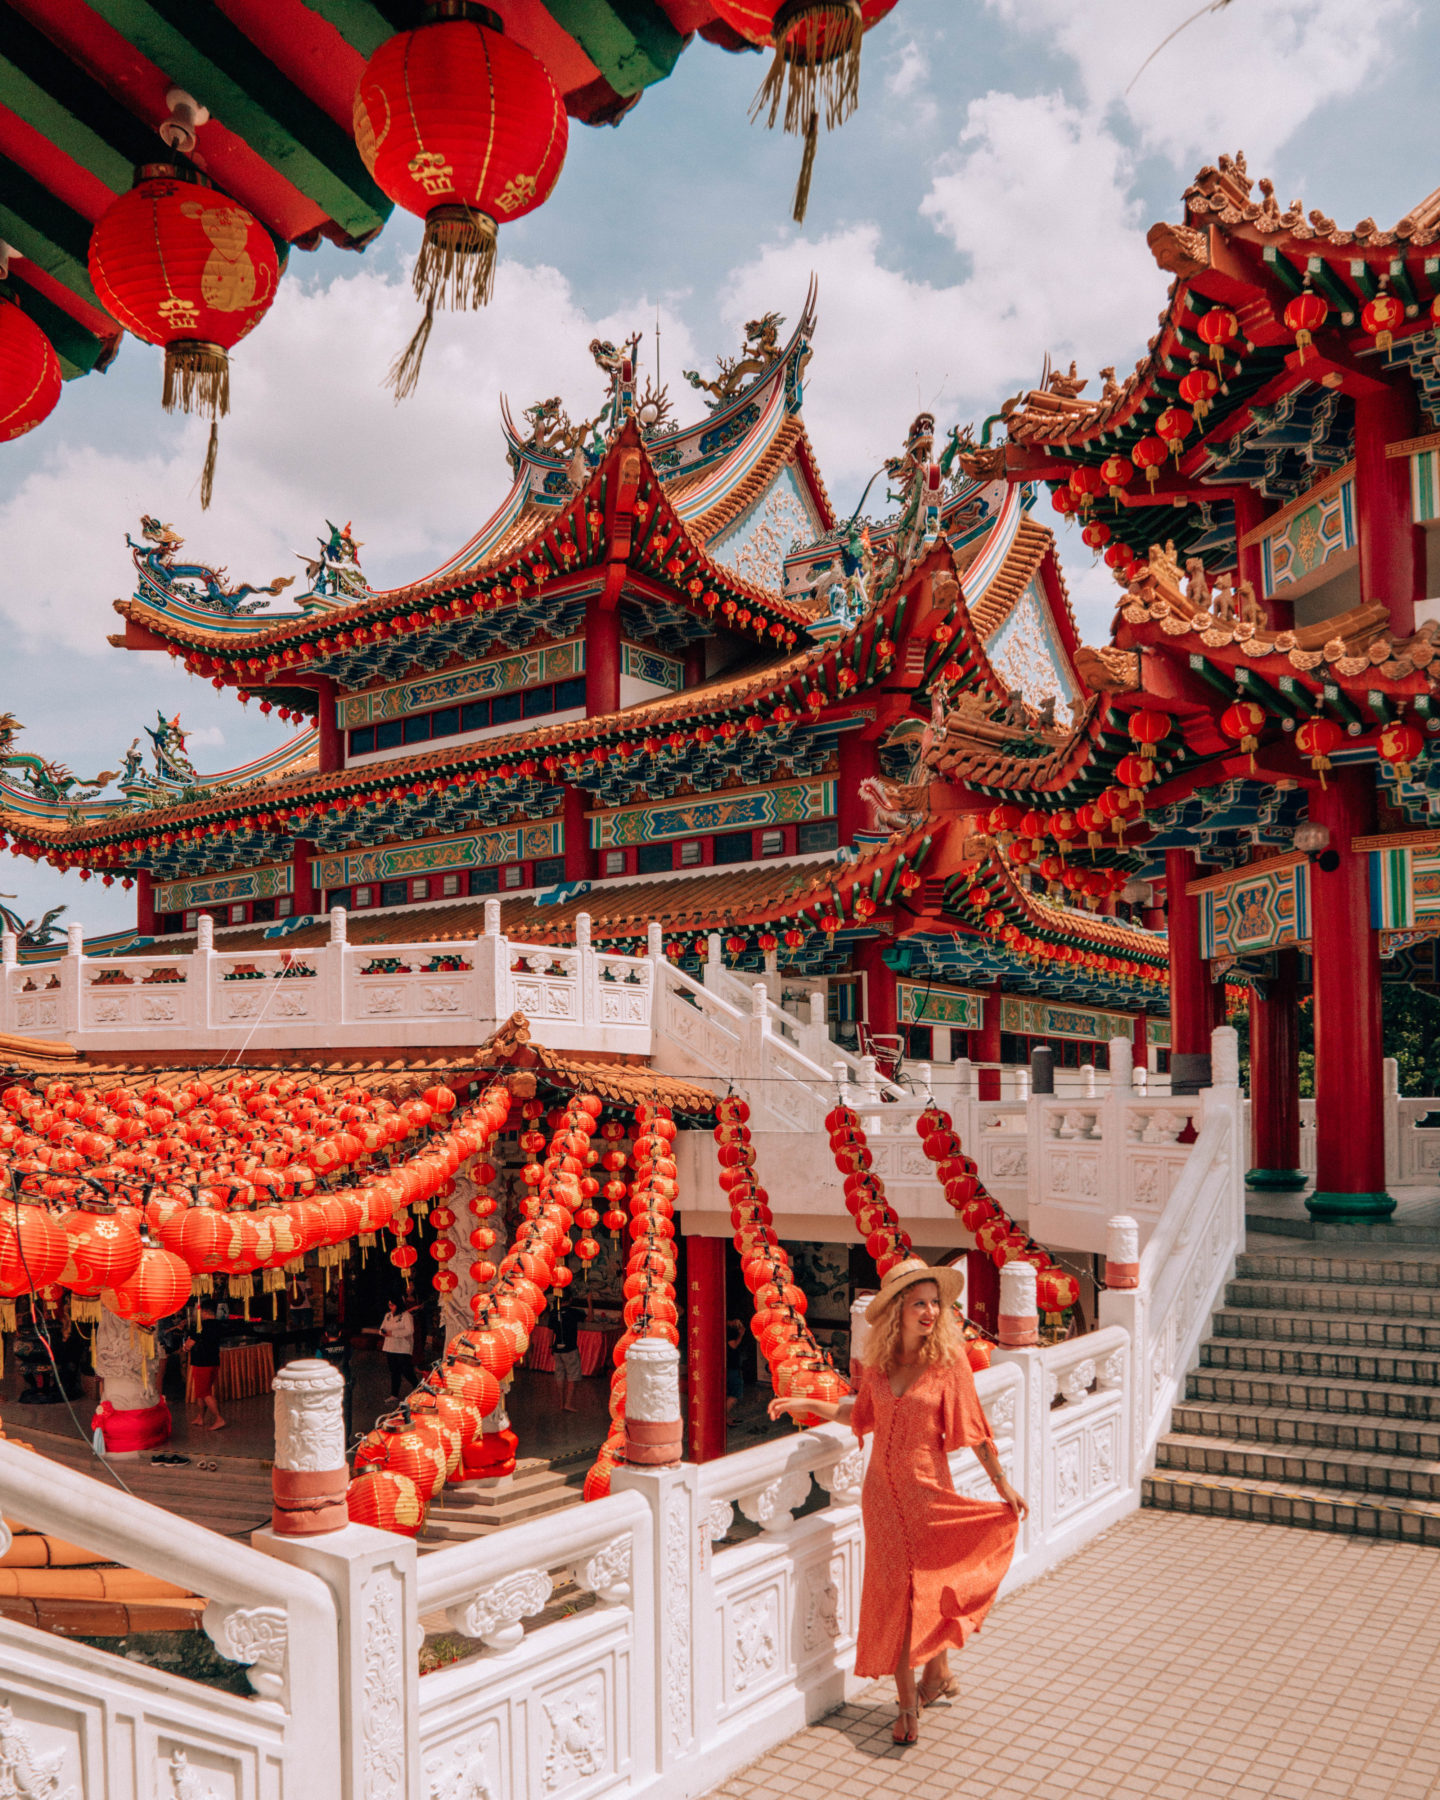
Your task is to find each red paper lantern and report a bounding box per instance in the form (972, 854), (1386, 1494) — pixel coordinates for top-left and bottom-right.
(88, 164), (280, 440)
(1128, 709), (1172, 757)
(1114, 753), (1154, 801)
(1178, 367), (1219, 417)
(1099, 453), (1132, 499)
(1131, 435), (1168, 489)
(1362, 289), (1405, 353)
(1155, 406), (1193, 459)
(355, 3), (568, 383)
(0, 294), (62, 443)
(1220, 700), (1266, 758)
(1197, 306), (1238, 364)
(1081, 520), (1111, 550)
(102, 1242), (191, 1328)
(1378, 721), (1424, 780)
(1295, 717), (1342, 782)
(1283, 291), (1328, 362)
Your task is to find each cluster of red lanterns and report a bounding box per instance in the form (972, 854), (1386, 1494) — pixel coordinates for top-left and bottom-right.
(585, 1102), (686, 1500)
(914, 1108), (1079, 1316)
(716, 1097), (848, 1430)
(0, 1074), (473, 1333)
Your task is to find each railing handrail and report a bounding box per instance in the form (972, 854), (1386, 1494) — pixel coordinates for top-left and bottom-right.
(694, 1421), (852, 1504)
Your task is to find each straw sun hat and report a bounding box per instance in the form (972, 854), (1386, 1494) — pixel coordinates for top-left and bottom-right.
(863, 1256), (964, 1325)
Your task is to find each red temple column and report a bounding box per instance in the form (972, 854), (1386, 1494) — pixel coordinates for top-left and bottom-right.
(586, 598), (621, 717)
(1354, 380), (1422, 639)
(972, 979), (1003, 1102)
(1307, 770), (1393, 1218)
(837, 730), (877, 847)
(291, 839), (319, 918)
(1166, 848), (1215, 1093)
(291, 676), (341, 773)
(683, 645), (706, 690)
(685, 1234), (727, 1461)
(562, 786), (594, 884)
(136, 869), (156, 937)
(1232, 488), (1285, 629)
(1132, 1014), (1148, 1072)
(1247, 947), (1305, 1191)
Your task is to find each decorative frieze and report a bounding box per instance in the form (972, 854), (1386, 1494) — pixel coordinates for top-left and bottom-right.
(1197, 858), (1309, 958)
(312, 821), (561, 890)
(1241, 462), (1356, 596)
(338, 638), (584, 729)
(621, 642), (683, 691)
(896, 978), (984, 1029)
(589, 778), (835, 849)
(999, 996), (1138, 1043)
(155, 862), (293, 915)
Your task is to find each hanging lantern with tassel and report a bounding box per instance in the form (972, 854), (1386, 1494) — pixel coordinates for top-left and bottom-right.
(88, 164), (280, 507)
(354, 1), (568, 397)
(1295, 717), (1342, 786)
(710, 1), (898, 223)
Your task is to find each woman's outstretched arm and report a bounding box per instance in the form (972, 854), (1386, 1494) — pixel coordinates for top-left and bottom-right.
(767, 1394), (855, 1426)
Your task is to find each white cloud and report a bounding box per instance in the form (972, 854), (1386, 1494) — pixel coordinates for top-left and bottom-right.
(183, 724), (226, 751)
(987, 0), (1416, 169)
(720, 91), (1156, 497)
(0, 256), (698, 654)
(883, 37), (938, 127)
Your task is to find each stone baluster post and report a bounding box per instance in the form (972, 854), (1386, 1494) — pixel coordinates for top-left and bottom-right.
(576, 909), (592, 1025)
(1105, 1215), (1140, 1288)
(624, 1337), (683, 1468)
(833, 1058), (850, 1108)
(474, 896), (506, 1029)
(325, 905), (347, 1028)
(61, 920), (84, 1037)
(1082, 1063), (1097, 1099)
(997, 1260), (1038, 1348)
(271, 1359), (349, 1535)
(705, 931), (723, 988)
(1015, 1068), (1030, 1101)
(196, 910), (216, 1032)
(0, 931), (14, 1035)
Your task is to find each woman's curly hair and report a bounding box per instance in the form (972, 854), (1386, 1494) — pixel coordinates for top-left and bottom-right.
(861, 1281), (963, 1373)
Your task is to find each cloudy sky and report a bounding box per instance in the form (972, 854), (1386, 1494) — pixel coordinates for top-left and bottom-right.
(2, 0), (1432, 934)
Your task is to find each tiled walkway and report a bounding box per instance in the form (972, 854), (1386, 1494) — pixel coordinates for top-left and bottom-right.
(708, 1512), (1440, 1800)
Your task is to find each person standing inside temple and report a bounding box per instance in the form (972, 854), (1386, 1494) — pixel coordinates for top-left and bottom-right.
(380, 1294), (420, 1401)
(725, 1314), (747, 1421)
(768, 1258), (1025, 1744)
(185, 1297), (227, 1433)
(553, 1291), (590, 1413)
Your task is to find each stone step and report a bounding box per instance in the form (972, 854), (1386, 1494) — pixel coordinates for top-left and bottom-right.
(422, 1483), (582, 1543)
(434, 1467), (575, 1514)
(1171, 1399), (1440, 1462)
(1236, 1251), (1440, 1286)
(1244, 1212), (1440, 1247)
(1200, 1337), (1440, 1386)
(1155, 1431), (1440, 1501)
(1142, 1469), (1440, 1544)
(1213, 1307), (1440, 1351)
(1225, 1278), (1440, 1319)
(1187, 1367), (1440, 1420)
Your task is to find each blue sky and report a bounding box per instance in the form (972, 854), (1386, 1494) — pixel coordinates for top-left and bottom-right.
(1, 0), (1433, 934)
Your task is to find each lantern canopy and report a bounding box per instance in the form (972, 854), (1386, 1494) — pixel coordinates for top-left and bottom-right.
(355, 1), (568, 393)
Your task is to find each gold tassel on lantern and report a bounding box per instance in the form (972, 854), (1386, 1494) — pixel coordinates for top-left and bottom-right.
(163, 341), (230, 417)
(387, 207), (497, 400)
(71, 1295), (101, 1325)
(752, 0), (864, 225)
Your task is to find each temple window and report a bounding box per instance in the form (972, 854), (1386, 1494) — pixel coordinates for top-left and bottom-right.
(678, 840), (703, 868)
(344, 676), (586, 761)
(797, 819), (839, 854)
(353, 886), (373, 908)
(713, 829), (752, 866)
(903, 1025), (933, 1061)
(535, 857), (566, 886)
(229, 904), (247, 925)
(253, 900), (275, 924)
(602, 850), (626, 877)
(502, 865), (524, 889)
(759, 829), (784, 857)
(467, 868), (501, 896)
(409, 878), (429, 902)
(184, 910), (199, 931)
(637, 842), (673, 876)
(441, 873), (462, 897)
(277, 897), (293, 918)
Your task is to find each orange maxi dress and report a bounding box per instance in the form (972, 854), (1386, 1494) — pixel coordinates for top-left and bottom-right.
(850, 1356), (1017, 1677)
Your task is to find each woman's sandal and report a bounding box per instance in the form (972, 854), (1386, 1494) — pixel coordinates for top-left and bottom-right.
(917, 1675), (958, 1708)
(892, 1706), (918, 1745)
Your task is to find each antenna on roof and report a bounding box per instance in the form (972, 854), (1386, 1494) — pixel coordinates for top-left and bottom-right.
(1126, 0), (1234, 94)
(655, 304), (661, 397)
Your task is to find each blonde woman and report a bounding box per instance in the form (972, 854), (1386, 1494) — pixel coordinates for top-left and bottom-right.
(769, 1257), (1026, 1744)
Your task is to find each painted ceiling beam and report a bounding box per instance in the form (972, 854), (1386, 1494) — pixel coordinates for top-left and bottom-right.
(0, 8), (157, 194)
(83, 0), (390, 240)
(0, 149), (100, 307)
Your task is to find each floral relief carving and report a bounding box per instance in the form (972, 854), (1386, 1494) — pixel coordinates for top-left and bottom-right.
(449, 1568), (552, 1648)
(421, 985), (462, 1014)
(425, 1729), (498, 1800)
(738, 1469), (810, 1531)
(1088, 1419), (1118, 1494)
(201, 1603), (287, 1701)
(1054, 1437), (1082, 1514)
(702, 1498), (735, 1545)
(983, 1390), (1016, 1441)
(801, 1558), (842, 1653)
(731, 1591), (779, 1693)
(141, 994), (179, 1023)
(362, 1569), (407, 1800)
(989, 1146), (1027, 1179)
(663, 1486), (693, 1752)
(541, 1676), (605, 1792)
(1097, 1350), (1126, 1390)
(165, 1748), (225, 1800)
(1060, 1360), (1096, 1405)
(819, 1447), (864, 1505)
(576, 1535), (632, 1606)
(986, 587), (1075, 727)
(0, 1701), (76, 1800)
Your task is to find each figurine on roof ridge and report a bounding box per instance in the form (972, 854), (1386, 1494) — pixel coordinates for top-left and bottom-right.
(128, 517), (296, 617)
(684, 312), (786, 408)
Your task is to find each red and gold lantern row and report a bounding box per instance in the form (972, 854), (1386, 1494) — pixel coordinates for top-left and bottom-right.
(355, 1), (568, 394)
(88, 164), (280, 505)
(0, 1073), (505, 1334)
(0, 290), (61, 443)
(1178, 366), (1219, 418)
(710, 0), (898, 222)
(825, 1101), (913, 1280)
(1100, 453), (1132, 500)
(914, 1108), (1061, 1314)
(585, 1099), (686, 1500)
(718, 1098), (848, 1428)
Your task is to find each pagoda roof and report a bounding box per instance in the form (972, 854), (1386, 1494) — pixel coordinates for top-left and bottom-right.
(113, 417), (823, 700)
(998, 153), (1440, 567)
